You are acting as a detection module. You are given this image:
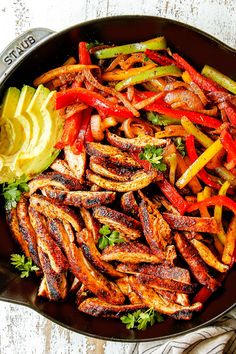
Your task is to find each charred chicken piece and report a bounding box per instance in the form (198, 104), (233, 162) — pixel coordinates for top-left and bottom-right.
(86, 169), (158, 193)
(93, 206), (142, 240)
(77, 228), (123, 278)
(106, 130), (166, 153)
(27, 172), (84, 195)
(29, 194), (83, 233)
(79, 298), (146, 318)
(68, 244), (125, 305)
(174, 233), (220, 292)
(129, 276), (202, 320)
(86, 142), (140, 169)
(80, 207), (101, 243)
(120, 192), (139, 218)
(101, 241), (161, 264)
(42, 187), (116, 208)
(50, 159), (76, 178)
(64, 145), (86, 182)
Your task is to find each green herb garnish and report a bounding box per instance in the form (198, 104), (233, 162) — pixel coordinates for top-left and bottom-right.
(10, 254), (39, 278)
(147, 112), (181, 126)
(139, 145), (167, 171)
(98, 225), (125, 250)
(175, 137), (186, 157)
(143, 55), (149, 62)
(1, 175), (29, 210)
(87, 40), (104, 50)
(121, 308), (164, 330)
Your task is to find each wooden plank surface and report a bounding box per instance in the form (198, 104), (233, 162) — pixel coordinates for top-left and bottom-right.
(0, 0), (236, 353)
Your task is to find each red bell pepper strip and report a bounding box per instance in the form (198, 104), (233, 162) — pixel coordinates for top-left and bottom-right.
(85, 121), (94, 143)
(172, 53), (225, 92)
(145, 49), (176, 66)
(55, 112), (82, 149)
(156, 178), (189, 215)
(145, 99), (221, 129)
(130, 151), (152, 171)
(56, 88), (134, 119)
(220, 129), (236, 163)
(73, 108), (92, 153)
(224, 103), (236, 126)
(79, 42), (92, 65)
(193, 286), (213, 303)
(186, 134), (222, 190)
(187, 195), (236, 215)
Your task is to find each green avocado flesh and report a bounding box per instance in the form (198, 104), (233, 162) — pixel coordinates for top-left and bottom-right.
(0, 85), (63, 184)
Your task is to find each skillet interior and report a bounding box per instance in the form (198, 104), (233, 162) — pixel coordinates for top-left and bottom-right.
(0, 15), (235, 341)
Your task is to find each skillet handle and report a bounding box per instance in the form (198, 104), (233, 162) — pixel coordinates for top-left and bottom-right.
(0, 27), (55, 80)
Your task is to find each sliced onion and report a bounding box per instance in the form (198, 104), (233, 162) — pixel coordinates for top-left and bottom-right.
(105, 54), (128, 72)
(164, 89), (204, 111)
(90, 114), (104, 141)
(134, 92), (164, 110)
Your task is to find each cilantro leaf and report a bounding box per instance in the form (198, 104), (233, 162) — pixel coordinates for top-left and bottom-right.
(175, 137), (186, 157)
(2, 175), (29, 210)
(121, 308), (164, 330)
(86, 40), (104, 50)
(10, 254), (39, 278)
(147, 112), (181, 126)
(98, 225), (125, 250)
(139, 145), (167, 171)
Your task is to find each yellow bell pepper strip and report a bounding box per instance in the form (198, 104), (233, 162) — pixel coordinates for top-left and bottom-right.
(102, 64), (156, 81)
(214, 166), (236, 187)
(181, 116), (213, 148)
(214, 181), (230, 245)
(115, 65), (182, 91)
(202, 64), (236, 94)
(197, 191), (211, 218)
(222, 216), (236, 265)
(176, 154), (202, 194)
(176, 139), (223, 189)
(187, 196), (236, 216)
(166, 153), (177, 185)
(94, 36), (167, 59)
(155, 125), (187, 138)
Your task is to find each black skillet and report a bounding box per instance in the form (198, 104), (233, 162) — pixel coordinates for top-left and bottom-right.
(0, 15), (235, 342)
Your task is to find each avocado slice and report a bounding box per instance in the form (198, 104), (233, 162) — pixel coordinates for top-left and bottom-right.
(0, 85), (63, 184)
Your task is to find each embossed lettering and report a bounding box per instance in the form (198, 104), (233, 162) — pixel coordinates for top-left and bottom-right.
(16, 46), (24, 55)
(21, 40), (30, 50)
(3, 56), (12, 65)
(9, 50), (17, 59)
(27, 36), (36, 45)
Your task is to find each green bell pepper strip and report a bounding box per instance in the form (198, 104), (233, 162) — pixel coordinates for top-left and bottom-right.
(94, 36), (167, 59)
(202, 65), (236, 94)
(115, 65), (182, 91)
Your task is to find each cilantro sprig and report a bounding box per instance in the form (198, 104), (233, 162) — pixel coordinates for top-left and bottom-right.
(10, 254), (39, 278)
(121, 308), (164, 330)
(139, 145), (167, 171)
(1, 176), (29, 210)
(175, 137), (186, 157)
(98, 225), (125, 250)
(147, 112), (181, 126)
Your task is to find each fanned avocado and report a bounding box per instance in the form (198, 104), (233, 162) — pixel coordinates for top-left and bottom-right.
(0, 85), (63, 184)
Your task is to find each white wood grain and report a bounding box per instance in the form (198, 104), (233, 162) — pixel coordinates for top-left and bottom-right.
(0, 0), (236, 353)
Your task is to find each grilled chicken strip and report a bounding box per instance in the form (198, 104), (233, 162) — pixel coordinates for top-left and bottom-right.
(129, 276), (202, 320)
(38, 277), (50, 298)
(42, 187), (116, 208)
(6, 208), (30, 257)
(64, 145), (86, 182)
(47, 218), (73, 255)
(138, 274), (196, 294)
(16, 197), (40, 266)
(101, 241), (161, 263)
(120, 192), (139, 218)
(174, 233), (219, 291)
(79, 298), (146, 318)
(75, 284), (92, 305)
(116, 276), (143, 304)
(116, 263), (191, 284)
(29, 208), (68, 300)
(77, 229), (123, 278)
(163, 213), (219, 234)
(89, 156), (133, 182)
(86, 142), (140, 169)
(106, 130), (166, 152)
(68, 244), (125, 305)
(80, 207), (101, 243)
(139, 198), (171, 256)
(157, 290), (190, 306)
(29, 194), (83, 232)
(86, 169), (157, 192)
(93, 206), (142, 240)
(27, 172), (84, 195)
(50, 159), (76, 178)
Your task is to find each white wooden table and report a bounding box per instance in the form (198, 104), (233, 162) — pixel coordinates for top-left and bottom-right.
(0, 1), (236, 353)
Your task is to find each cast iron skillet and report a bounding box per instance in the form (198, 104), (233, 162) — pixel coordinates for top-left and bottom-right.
(0, 15), (236, 342)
